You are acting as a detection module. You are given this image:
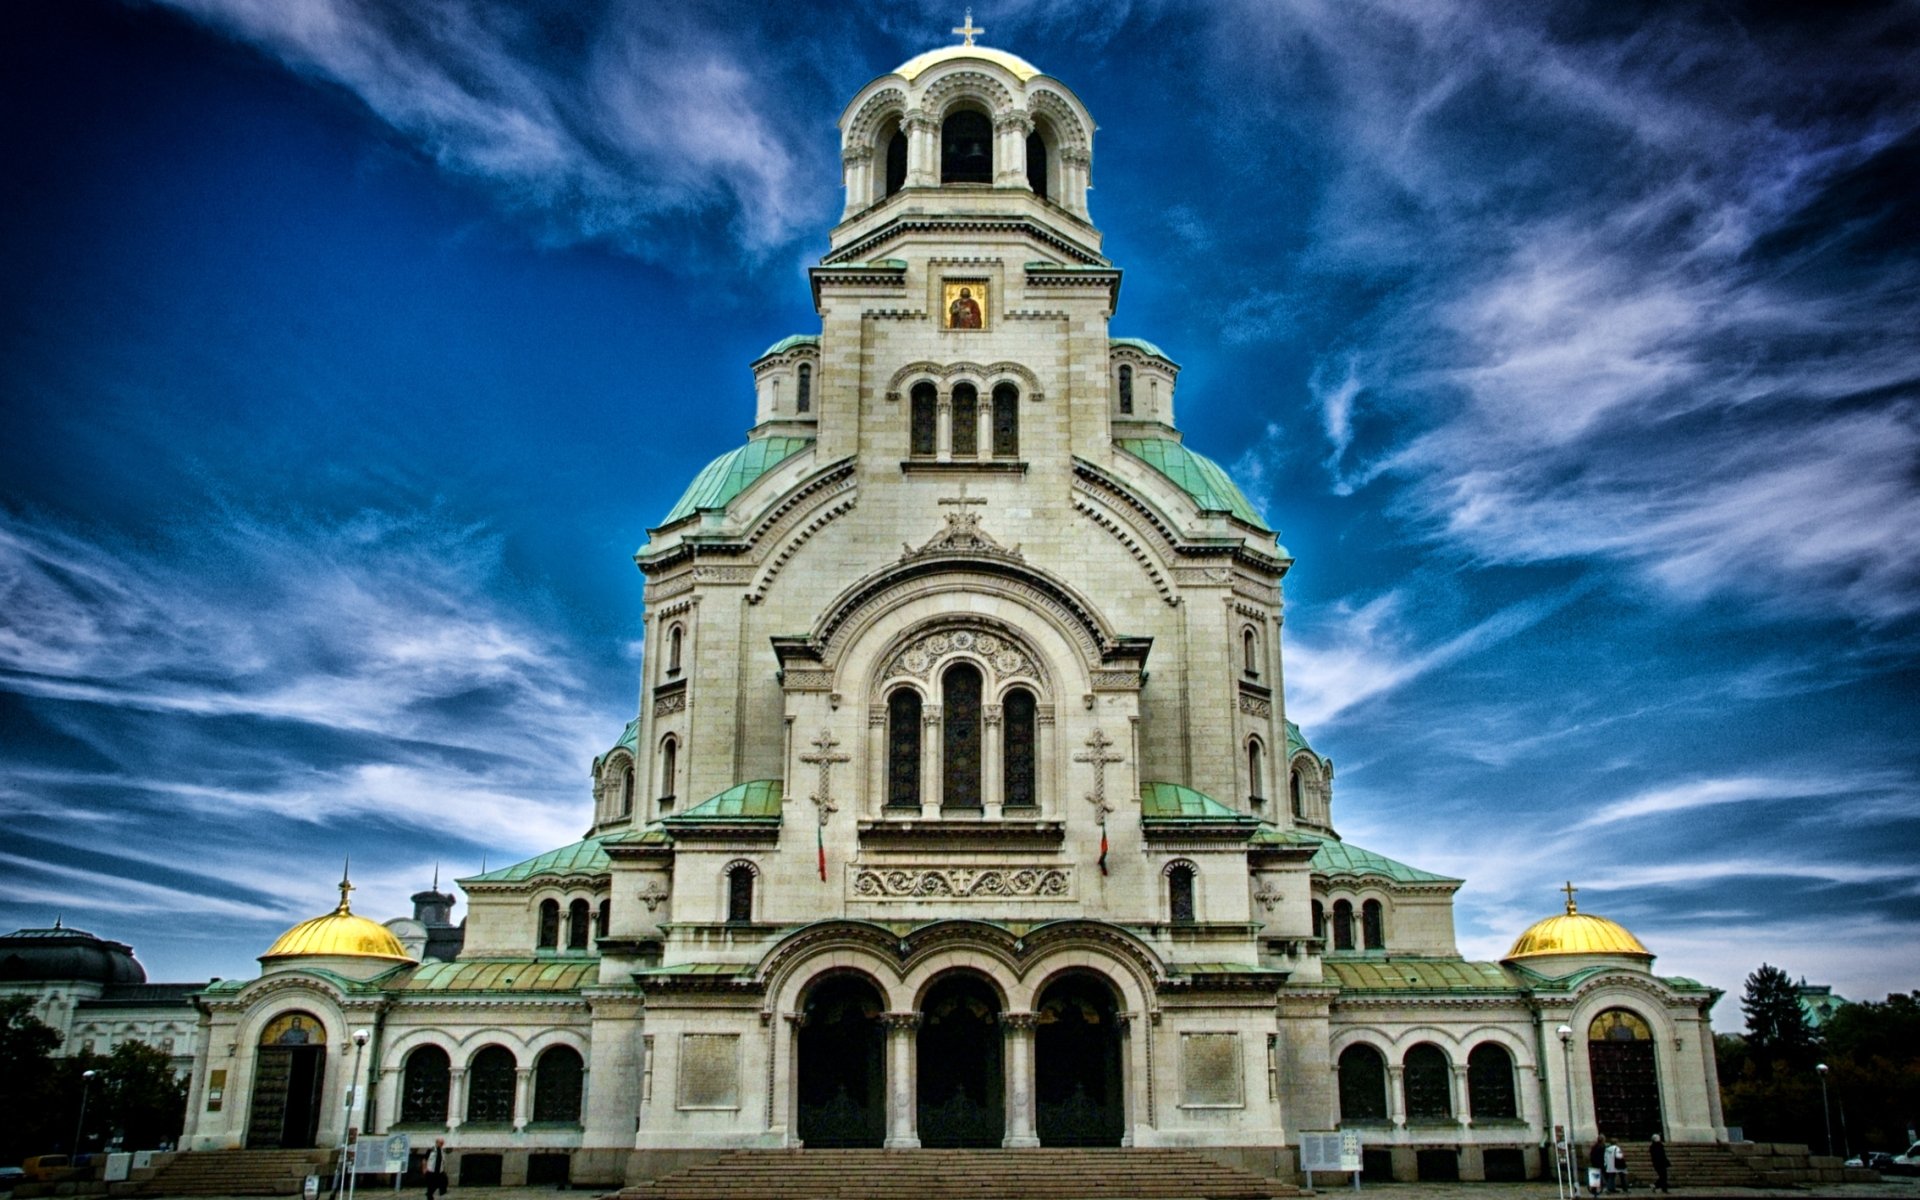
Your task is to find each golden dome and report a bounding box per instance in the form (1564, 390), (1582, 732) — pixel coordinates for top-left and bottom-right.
(894, 44), (1041, 83)
(262, 872), (413, 963)
(1504, 883), (1650, 962)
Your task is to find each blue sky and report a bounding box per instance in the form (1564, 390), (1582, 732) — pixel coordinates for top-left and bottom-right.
(1, 0), (1915, 1025)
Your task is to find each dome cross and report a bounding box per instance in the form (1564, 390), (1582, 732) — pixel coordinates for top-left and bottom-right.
(952, 8), (984, 46)
(1562, 880), (1578, 914)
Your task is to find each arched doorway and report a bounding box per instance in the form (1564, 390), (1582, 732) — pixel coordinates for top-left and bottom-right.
(1588, 1009), (1664, 1139)
(1034, 973), (1124, 1146)
(797, 974), (886, 1147)
(917, 974), (1003, 1147)
(246, 1011), (326, 1149)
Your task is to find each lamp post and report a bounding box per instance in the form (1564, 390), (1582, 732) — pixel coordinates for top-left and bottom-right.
(347, 1031), (369, 1200)
(72, 1069), (98, 1158)
(1558, 1025), (1578, 1193)
(1816, 1063), (1833, 1157)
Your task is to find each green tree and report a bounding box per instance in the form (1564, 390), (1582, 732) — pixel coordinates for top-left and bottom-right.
(0, 996), (64, 1162)
(1743, 963), (1814, 1071)
(96, 1040), (189, 1150)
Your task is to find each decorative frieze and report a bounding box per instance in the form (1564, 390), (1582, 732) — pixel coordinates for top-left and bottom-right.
(850, 866), (1072, 900)
(1237, 693), (1271, 718)
(884, 626), (1036, 684)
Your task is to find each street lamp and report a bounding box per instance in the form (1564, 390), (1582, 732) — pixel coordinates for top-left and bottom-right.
(1558, 1025), (1578, 1193)
(1816, 1063), (1832, 1157)
(348, 1031), (369, 1200)
(72, 1069), (98, 1158)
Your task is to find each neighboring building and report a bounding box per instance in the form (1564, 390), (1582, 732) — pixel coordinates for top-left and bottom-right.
(177, 36), (1729, 1187)
(0, 921), (202, 1073)
(1797, 982), (1848, 1030)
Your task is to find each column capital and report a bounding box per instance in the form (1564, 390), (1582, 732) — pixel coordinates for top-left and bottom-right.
(1001, 1011), (1037, 1030)
(880, 1011), (923, 1030)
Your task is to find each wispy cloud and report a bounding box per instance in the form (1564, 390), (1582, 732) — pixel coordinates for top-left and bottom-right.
(1576, 772), (1895, 830)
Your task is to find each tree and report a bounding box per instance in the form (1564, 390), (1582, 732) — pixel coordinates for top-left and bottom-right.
(1743, 963), (1814, 1071)
(0, 996), (64, 1162)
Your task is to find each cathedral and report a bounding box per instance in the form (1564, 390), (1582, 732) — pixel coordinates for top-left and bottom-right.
(176, 34), (1729, 1188)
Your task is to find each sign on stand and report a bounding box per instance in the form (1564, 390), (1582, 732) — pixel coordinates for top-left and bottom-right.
(1300, 1131), (1363, 1191)
(361, 1134), (408, 1176)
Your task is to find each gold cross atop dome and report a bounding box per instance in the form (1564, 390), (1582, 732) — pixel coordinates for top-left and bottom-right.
(335, 857), (356, 913)
(1562, 880), (1578, 914)
(953, 8), (984, 46)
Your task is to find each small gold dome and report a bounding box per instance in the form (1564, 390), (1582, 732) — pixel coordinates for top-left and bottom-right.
(262, 872), (413, 963)
(894, 45), (1041, 83)
(1505, 883), (1650, 962)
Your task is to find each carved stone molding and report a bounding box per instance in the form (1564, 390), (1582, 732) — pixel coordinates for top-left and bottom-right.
(884, 626), (1037, 685)
(654, 690), (688, 718)
(850, 866), (1072, 900)
(1237, 693), (1271, 719)
(880, 1011), (923, 1031)
(783, 669), (835, 692)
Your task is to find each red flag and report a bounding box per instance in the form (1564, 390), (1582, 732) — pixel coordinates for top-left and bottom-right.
(817, 821), (827, 881)
(1098, 823), (1109, 876)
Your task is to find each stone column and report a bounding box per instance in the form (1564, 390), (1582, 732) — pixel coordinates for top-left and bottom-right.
(921, 705), (943, 818)
(377, 1067), (401, 1134)
(447, 1067), (467, 1132)
(994, 114), (1033, 188)
(936, 392), (953, 462)
(513, 1067), (532, 1130)
(1001, 1012), (1038, 1147)
(1388, 1064), (1407, 1128)
(868, 706), (888, 815)
(841, 148), (871, 219)
(1036, 707), (1056, 812)
(905, 111), (939, 188)
(1452, 1064), (1471, 1128)
(882, 1013), (922, 1148)
(782, 1013), (807, 1145)
(982, 704), (1004, 817)
(977, 391), (995, 458)
(1116, 1012), (1136, 1146)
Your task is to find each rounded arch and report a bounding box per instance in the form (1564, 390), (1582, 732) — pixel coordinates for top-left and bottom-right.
(1585, 1004), (1665, 1139)
(1402, 1041), (1453, 1120)
(868, 616), (1058, 705)
(1162, 858), (1198, 924)
(919, 68), (1016, 119)
(399, 1043), (451, 1125)
(1467, 1040), (1519, 1120)
(1336, 1040), (1390, 1122)
(531, 1043), (585, 1123)
(843, 85), (908, 149)
(908, 961), (1013, 1014)
(1246, 734), (1267, 803)
(1026, 88), (1091, 154)
(938, 103), (993, 184)
(465, 1042), (517, 1124)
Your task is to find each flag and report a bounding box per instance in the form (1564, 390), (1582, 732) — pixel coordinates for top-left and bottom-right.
(1098, 822), (1109, 875)
(817, 821), (827, 881)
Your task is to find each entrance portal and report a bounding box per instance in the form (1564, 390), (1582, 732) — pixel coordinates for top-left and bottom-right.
(1034, 974), (1124, 1146)
(917, 974), (1003, 1147)
(796, 974), (886, 1147)
(1588, 1009), (1664, 1139)
(246, 1012), (326, 1149)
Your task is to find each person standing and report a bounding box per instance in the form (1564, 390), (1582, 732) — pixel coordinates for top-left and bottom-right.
(423, 1138), (448, 1200)
(1649, 1134), (1670, 1193)
(1589, 1137), (1607, 1197)
(1606, 1137), (1627, 1193)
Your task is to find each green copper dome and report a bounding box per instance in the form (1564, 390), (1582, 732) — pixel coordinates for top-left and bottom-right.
(757, 334), (819, 360)
(660, 437), (813, 526)
(1109, 336), (1176, 364)
(1115, 438), (1269, 531)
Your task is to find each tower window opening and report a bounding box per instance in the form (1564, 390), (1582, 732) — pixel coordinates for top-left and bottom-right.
(1243, 628), (1259, 677)
(910, 383), (938, 456)
(621, 765), (634, 817)
(726, 864), (754, 924)
(885, 128), (908, 197)
(1168, 863), (1196, 924)
(567, 898), (590, 950)
(1362, 899), (1385, 950)
(1026, 130), (1049, 199)
(667, 624), (683, 675)
(596, 898), (611, 939)
(1291, 770), (1306, 819)
(1248, 738), (1265, 803)
(1333, 899), (1354, 951)
(659, 736), (678, 805)
(1002, 687), (1037, 808)
(537, 898), (559, 950)
(991, 383), (1019, 457)
(941, 109), (993, 183)
(941, 663), (983, 808)
(952, 383), (979, 458)
(797, 363), (812, 414)
(887, 689), (922, 808)
(1311, 899), (1324, 939)
(1118, 365), (1133, 414)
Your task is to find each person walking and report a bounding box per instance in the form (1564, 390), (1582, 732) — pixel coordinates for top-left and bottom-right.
(1589, 1136), (1608, 1197)
(1607, 1138), (1629, 1193)
(423, 1138), (448, 1200)
(1649, 1134), (1671, 1193)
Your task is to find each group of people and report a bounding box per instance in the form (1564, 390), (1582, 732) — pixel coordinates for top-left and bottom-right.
(1587, 1133), (1671, 1194)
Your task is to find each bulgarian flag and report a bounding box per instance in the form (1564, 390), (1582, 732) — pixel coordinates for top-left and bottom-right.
(1098, 820), (1109, 875)
(817, 821), (828, 881)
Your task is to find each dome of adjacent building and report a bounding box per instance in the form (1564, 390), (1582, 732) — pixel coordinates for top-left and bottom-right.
(262, 876), (414, 964)
(1505, 885), (1650, 962)
(894, 44), (1041, 82)
(0, 920), (146, 985)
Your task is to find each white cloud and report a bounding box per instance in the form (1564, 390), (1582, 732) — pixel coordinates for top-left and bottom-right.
(1576, 772), (1892, 829)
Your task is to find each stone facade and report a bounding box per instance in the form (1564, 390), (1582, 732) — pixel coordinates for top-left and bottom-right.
(177, 42), (1729, 1187)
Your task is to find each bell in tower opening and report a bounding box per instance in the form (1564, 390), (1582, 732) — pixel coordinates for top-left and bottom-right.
(942, 108), (993, 182)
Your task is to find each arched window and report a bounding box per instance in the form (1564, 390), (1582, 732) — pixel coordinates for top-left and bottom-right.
(1311, 899), (1324, 939)
(1467, 1043), (1518, 1120)
(596, 898), (611, 940)
(1118, 365), (1133, 414)
(567, 899), (590, 950)
(1332, 899), (1354, 951)
(1291, 769), (1306, 819)
(1338, 1044), (1388, 1122)
(1403, 1043), (1452, 1120)
(941, 663), (983, 808)
(659, 737), (678, 804)
(1002, 687), (1037, 808)
(537, 898), (559, 950)
(796, 363), (811, 414)
(1243, 627), (1259, 676)
(399, 1045), (450, 1125)
(991, 383), (1018, 457)
(941, 109), (993, 183)
(886, 689), (922, 808)
(952, 383), (978, 458)
(1167, 863), (1196, 924)
(620, 765), (635, 817)
(1026, 130), (1048, 199)
(1247, 738), (1265, 803)
(667, 624), (683, 674)
(726, 864), (754, 924)
(1362, 899), (1385, 950)
(885, 128), (908, 197)
(532, 1045), (584, 1124)
(466, 1045), (516, 1124)
(910, 382), (937, 456)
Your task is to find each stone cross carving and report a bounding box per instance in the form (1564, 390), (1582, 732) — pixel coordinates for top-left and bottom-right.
(637, 881), (669, 912)
(800, 728), (850, 827)
(1253, 885), (1281, 912)
(1074, 728), (1124, 817)
(953, 8), (984, 46)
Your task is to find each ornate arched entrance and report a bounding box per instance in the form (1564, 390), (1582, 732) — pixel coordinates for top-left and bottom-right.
(1034, 973), (1125, 1146)
(796, 974), (886, 1147)
(246, 1011), (326, 1149)
(917, 974), (1003, 1147)
(1588, 1008), (1663, 1139)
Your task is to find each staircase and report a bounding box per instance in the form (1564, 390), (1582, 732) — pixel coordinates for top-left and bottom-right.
(1617, 1141), (1878, 1189)
(613, 1148), (1297, 1200)
(136, 1149), (337, 1196)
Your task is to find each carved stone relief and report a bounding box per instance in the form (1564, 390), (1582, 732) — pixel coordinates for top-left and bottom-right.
(883, 626), (1037, 684)
(850, 866), (1072, 900)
